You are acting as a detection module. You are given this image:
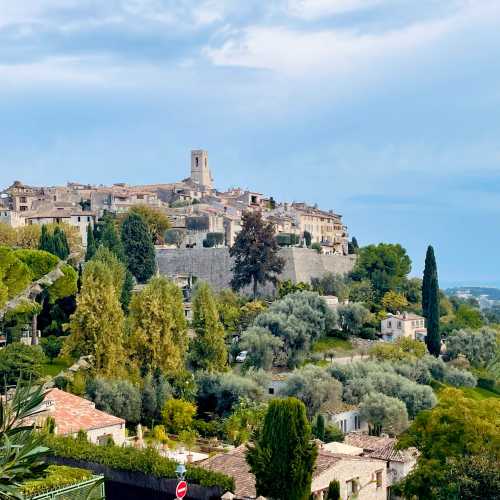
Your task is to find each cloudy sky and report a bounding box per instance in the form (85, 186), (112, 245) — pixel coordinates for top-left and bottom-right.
(1, 0), (499, 286)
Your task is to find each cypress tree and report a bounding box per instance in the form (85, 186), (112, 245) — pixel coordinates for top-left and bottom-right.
(39, 225), (54, 255)
(120, 270), (134, 312)
(85, 224), (97, 261)
(422, 245), (436, 317)
(313, 414), (326, 441)
(246, 397), (318, 500)
(189, 282), (227, 372)
(326, 480), (341, 500)
(121, 212), (156, 283)
(422, 245), (441, 356)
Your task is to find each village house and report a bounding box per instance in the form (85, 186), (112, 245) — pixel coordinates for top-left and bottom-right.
(344, 433), (418, 491)
(200, 445), (388, 500)
(380, 312), (427, 341)
(30, 388), (126, 446)
(320, 401), (368, 434)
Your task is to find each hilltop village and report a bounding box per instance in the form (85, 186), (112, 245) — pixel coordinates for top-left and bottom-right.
(0, 151), (498, 500)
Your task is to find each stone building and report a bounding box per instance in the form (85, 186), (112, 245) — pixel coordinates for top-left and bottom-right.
(191, 149), (213, 189)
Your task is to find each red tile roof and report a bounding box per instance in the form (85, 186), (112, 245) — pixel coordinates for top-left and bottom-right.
(44, 388), (124, 435)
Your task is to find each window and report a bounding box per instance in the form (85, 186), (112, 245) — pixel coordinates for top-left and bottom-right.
(20, 197), (27, 203)
(268, 387), (275, 395)
(77, 216), (81, 222)
(346, 479), (359, 497)
(354, 415), (360, 430)
(388, 321), (392, 328)
(87, 216), (90, 222)
(20, 206), (27, 211)
(195, 157), (199, 167)
(376, 470), (383, 488)
(397, 321), (402, 328)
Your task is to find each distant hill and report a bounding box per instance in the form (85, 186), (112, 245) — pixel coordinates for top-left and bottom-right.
(445, 286), (500, 302)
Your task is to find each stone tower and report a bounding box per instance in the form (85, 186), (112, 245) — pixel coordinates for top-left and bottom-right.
(190, 149), (213, 189)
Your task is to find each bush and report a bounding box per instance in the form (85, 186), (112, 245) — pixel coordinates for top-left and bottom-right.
(442, 367), (477, 388)
(44, 435), (234, 491)
(162, 399), (196, 434)
(19, 465), (93, 497)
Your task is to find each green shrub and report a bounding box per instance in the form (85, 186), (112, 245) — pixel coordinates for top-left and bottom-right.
(47, 264), (78, 303)
(44, 435), (234, 492)
(14, 249), (59, 280)
(20, 465), (93, 497)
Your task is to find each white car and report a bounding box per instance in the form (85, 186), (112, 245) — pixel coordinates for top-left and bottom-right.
(235, 350), (248, 363)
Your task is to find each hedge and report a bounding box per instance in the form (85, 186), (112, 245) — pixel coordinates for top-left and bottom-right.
(20, 465), (93, 498)
(44, 436), (235, 492)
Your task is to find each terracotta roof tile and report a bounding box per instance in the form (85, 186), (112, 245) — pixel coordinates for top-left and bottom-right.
(44, 388), (124, 435)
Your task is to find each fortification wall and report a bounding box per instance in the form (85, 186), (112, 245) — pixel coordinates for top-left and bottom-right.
(156, 247), (356, 292)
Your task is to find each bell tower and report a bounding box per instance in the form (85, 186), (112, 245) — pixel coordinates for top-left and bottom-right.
(190, 150), (213, 189)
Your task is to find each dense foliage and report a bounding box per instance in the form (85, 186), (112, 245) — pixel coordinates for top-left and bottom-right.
(0, 343), (46, 385)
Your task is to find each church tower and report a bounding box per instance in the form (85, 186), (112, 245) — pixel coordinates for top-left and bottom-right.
(190, 150), (213, 189)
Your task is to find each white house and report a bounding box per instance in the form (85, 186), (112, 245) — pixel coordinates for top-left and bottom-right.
(321, 402), (368, 434)
(380, 312), (427, 342)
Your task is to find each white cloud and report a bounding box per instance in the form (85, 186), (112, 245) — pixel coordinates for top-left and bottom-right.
(286, 0), (386, 20)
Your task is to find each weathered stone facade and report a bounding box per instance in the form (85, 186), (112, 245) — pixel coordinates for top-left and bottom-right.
(156, 247), (356, 292)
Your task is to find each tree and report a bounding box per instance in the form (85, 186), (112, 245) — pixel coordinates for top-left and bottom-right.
(359, 392), (409, 436)
(381, 290), (408, 313)
(120, 270), (134, 312)
(278, 279), (311, 299)
(445, 327), (497, 366)
(0, 343), (46, 385)
(303, 230), (312, 247)
(96, 214), (123, 259)
(85, 377), (142, 424)
(121, 212), (156, 283)
(398, 388), (500, 499)
(370, 337), (427, 361)
(128, 204), (170, 244)
(0, 222), (16, 247)
(230, 211), (285, 298)
(0, 381), (49, 496)
(281, 365), (342, 420)
(311, 273), (349, 300)
(239, 327), (284, 370)
(16, 224), (41, 249)
(84, 224), (96, 261)
(422, 246), (441, 356)
(312, 414), (326, 441)
(246, 398), (318, 500)
(128, 277), (188, 374)
(351, 243), (411, 299)
(40, 335), (63, 363)
(337, 303), (370, 337)
(224, 398), (267, 446)
(190, 282), (228, 372)
(162, 399), (196, 434)
(91, 246), (125, 299)
(141, 372), (173, 426)
(326, 480), (341, 500)
(164, 228), (185, 248)
(66, 260), (125, 377)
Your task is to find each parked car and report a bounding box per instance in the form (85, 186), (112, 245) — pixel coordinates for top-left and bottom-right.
(235, 351), (248, 363)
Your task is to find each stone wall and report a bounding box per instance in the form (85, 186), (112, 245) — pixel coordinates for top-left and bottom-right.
(156, 247), (356, 293)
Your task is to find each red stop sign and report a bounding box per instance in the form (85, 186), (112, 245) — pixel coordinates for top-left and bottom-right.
(176, 480), (188, 499)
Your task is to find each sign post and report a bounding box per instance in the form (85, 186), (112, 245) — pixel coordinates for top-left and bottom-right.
(176, 480), (188, 499)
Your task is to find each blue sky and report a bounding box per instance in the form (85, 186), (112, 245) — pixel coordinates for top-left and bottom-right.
(1, 0), (499, 286)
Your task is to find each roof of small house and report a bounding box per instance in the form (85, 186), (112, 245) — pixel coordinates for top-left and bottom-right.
(385, 312), (424, 321)
(320, 401), (358, 416)
(344, 433), (417, 463)
(42, 388), (124, 435)
(199, 445), (380, 498)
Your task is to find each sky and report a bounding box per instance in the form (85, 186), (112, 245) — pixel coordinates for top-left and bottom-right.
(0, 0), (499, 287)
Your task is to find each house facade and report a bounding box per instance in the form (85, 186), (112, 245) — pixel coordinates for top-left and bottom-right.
(380, 312), (427, 341)
(321, 402), (368, 434)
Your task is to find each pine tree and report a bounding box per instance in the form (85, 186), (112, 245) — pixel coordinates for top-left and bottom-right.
(85, 224), (97, 261)
(190, 282), (227, 372)
(230, 211), (285, 298)
(246, 397), (318, 500)
(128, 277), (187, 374)
(422, 245), (441, 356)
(121, 212), (156, 283)
(66, 260), (125, 377)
